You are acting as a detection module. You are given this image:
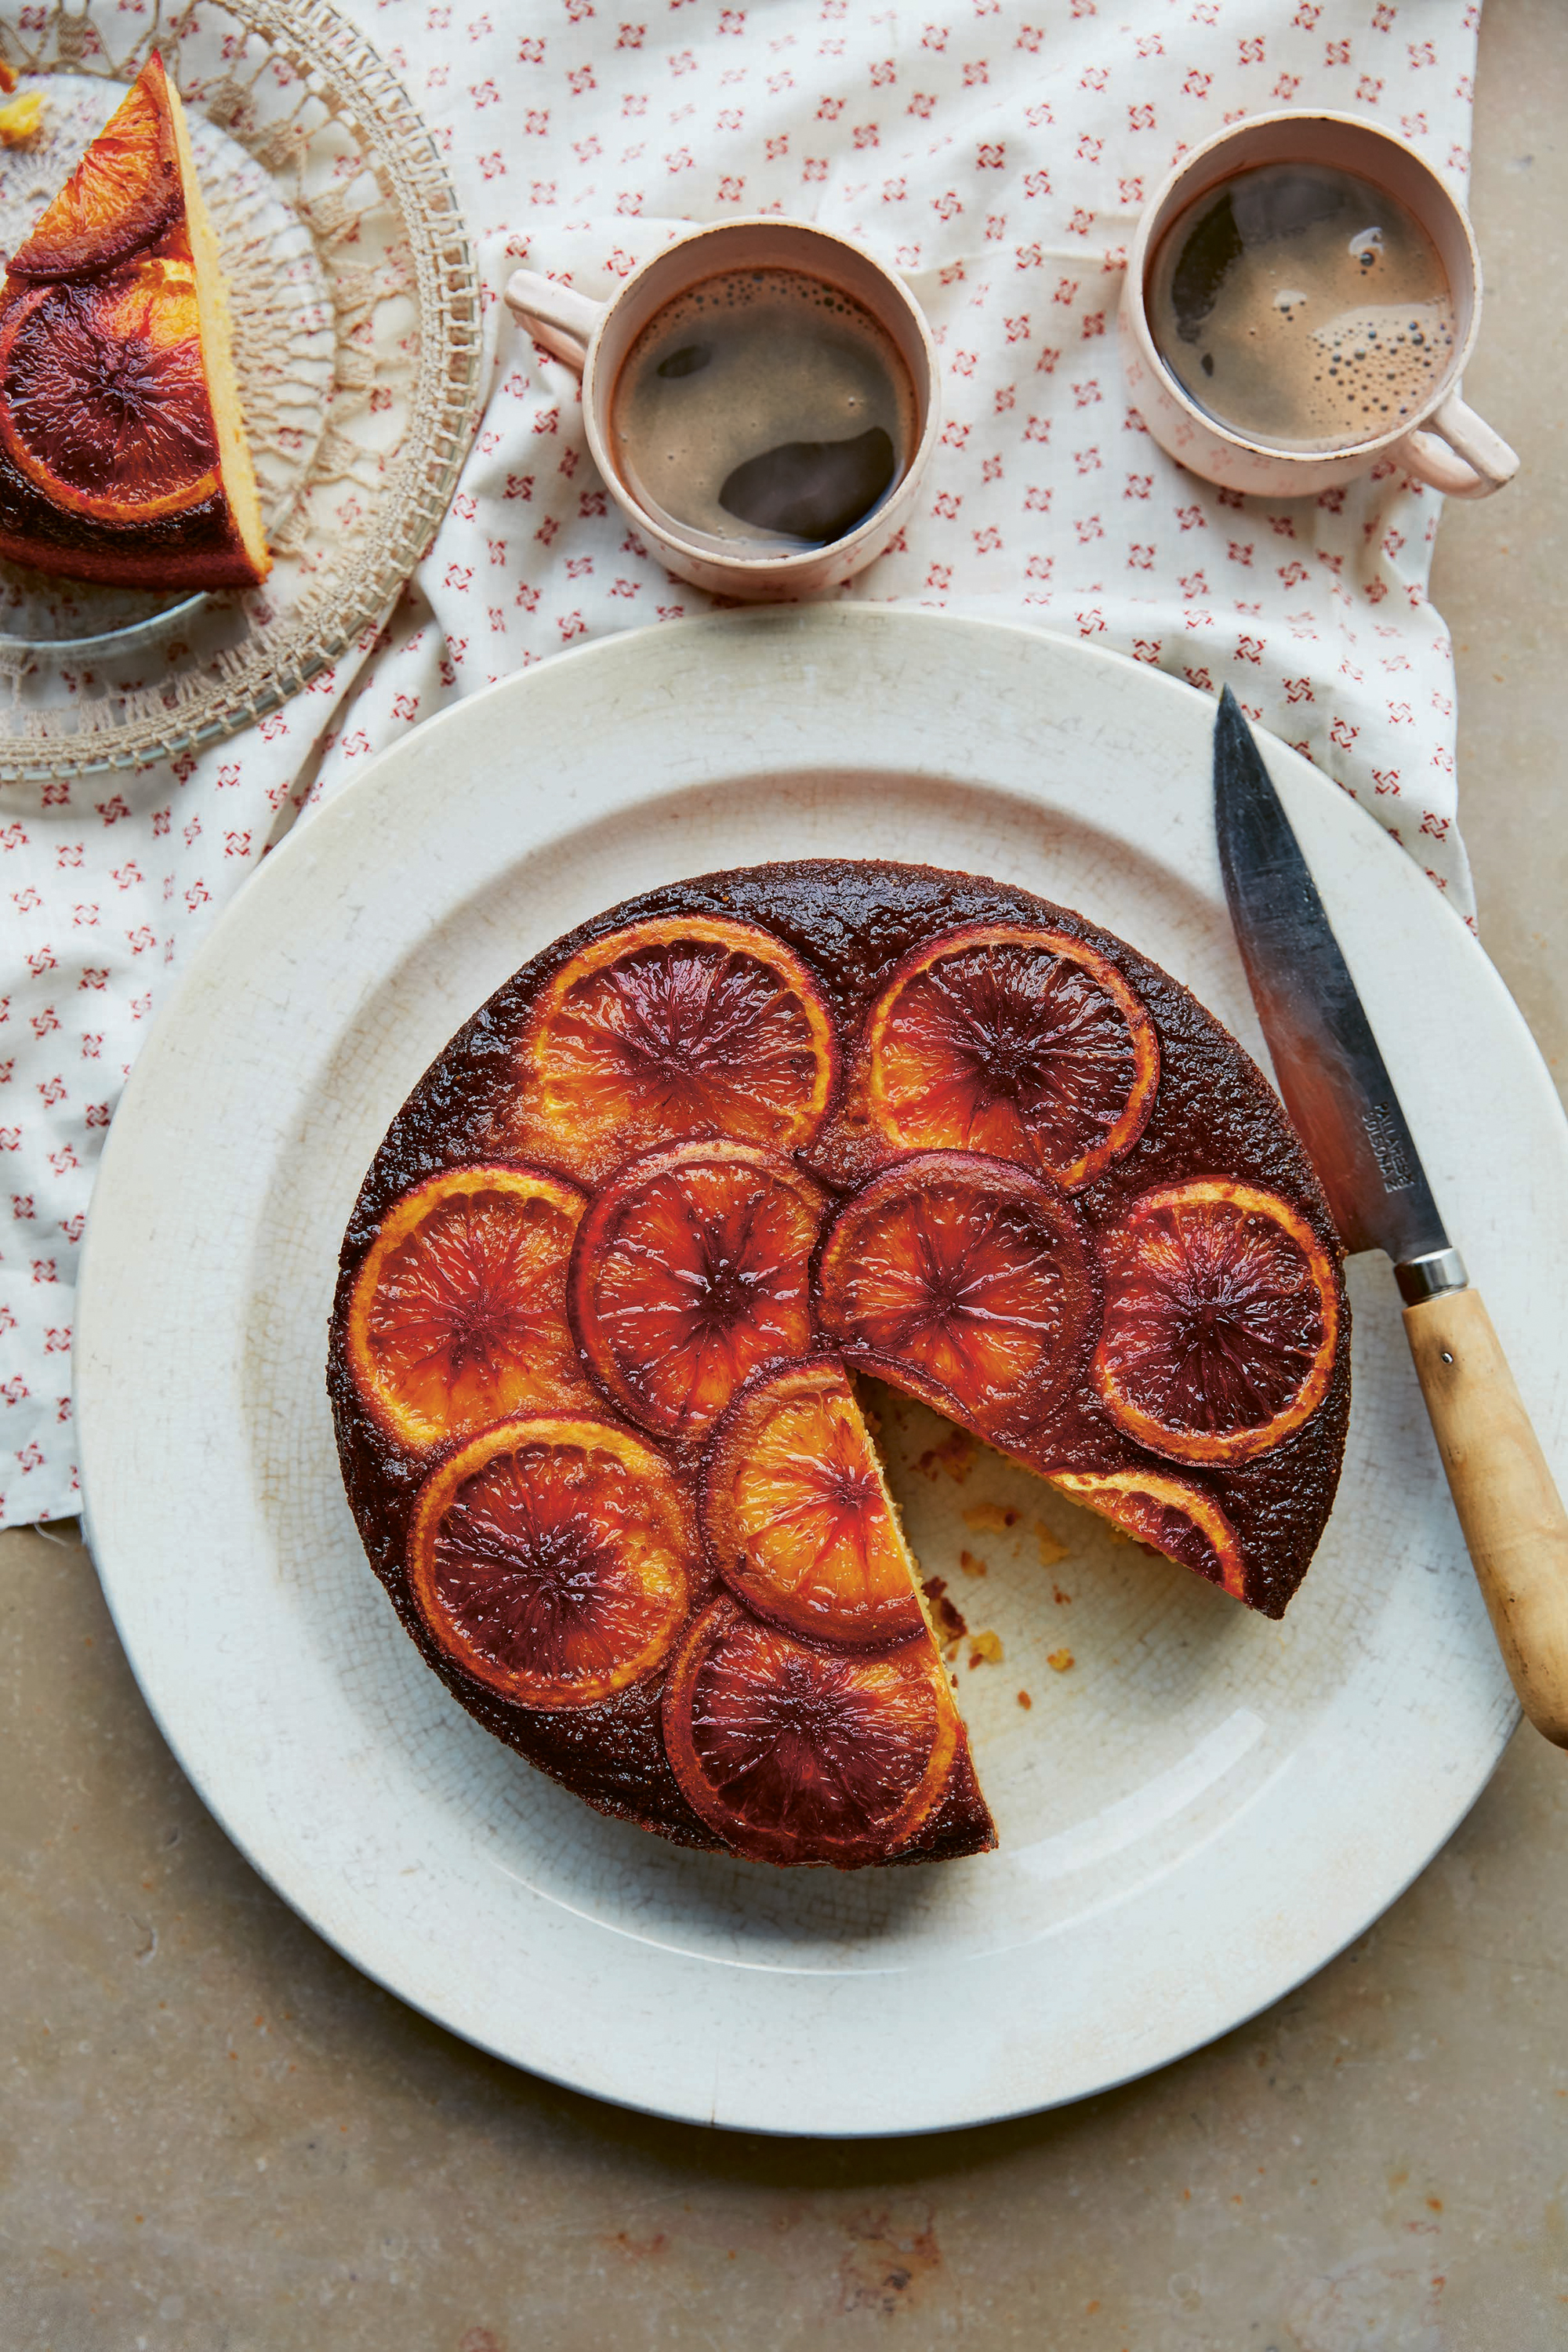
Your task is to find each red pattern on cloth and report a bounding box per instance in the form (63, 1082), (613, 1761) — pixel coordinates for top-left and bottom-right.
(0, 0), (1484, 1525)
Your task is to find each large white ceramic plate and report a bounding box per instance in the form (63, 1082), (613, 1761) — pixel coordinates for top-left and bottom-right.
(76, 609), (1567, 2137)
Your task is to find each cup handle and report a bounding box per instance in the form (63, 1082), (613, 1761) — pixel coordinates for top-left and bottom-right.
(1392, 390), (1520, 500)
(504, 269), (604, 372)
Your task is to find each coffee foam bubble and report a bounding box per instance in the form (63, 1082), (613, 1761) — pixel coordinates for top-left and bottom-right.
(1304, 302), (1454, 441)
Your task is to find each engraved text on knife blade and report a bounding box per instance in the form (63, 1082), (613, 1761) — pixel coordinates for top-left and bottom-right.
(1362, 1100), (1417, 1192)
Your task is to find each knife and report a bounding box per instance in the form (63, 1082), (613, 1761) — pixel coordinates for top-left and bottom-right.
(1214, 688), (1568, 1746)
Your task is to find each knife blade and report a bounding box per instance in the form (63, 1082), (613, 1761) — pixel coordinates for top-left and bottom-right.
(1213, 688), (1568, 1745)
(1214, 686), (1460, 1295)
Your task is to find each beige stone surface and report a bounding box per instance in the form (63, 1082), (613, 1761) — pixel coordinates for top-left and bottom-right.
(4, 7), (1566, 2347)
(1433, 0), (1568, 1091)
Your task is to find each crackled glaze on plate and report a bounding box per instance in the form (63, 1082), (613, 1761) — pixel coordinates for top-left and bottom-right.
(75, 609), (1566, 2136)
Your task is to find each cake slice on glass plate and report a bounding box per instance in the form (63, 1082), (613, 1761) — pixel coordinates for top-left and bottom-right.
(0, 49), (268, 589)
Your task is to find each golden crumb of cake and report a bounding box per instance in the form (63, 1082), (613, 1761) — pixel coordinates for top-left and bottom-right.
(963, 1500), (1019, 1533)
(959, 1548), (988, 1578)
(1035, 1519), (1069, 1567)
(1047, 1647), (1075, 1673)
(0, 89), (44, 145)
(967, 1630), (1004, 1668)
(1017, 1689), (1033, 1710)
(916, 1428), (977, 1483)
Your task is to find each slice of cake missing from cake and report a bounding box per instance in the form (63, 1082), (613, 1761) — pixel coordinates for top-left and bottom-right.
(0, 51), (268, 589)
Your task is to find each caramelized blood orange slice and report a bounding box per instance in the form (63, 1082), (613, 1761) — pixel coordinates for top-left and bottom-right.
(1051, 1468), (1246, 1599)
(866, 923), (1159, 1189)
(570, 1139), (826, 1441)
(345, 1165), (591, 1449)
(407, 1416), (691, 1709)
(7, 61), (179, 280)
(0, 262), (219, 523)
(520, 915), (836, 1183)
(662, 1595), (958, 1865)
(1092, 1178), (1340, 1465)
(818, 1150), (1098, 1426)
(703, 1360), (924, 1649)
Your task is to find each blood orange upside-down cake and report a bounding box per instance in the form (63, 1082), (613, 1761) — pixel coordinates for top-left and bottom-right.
(0, 52), (267, 589)
(328, 861), (1349, 1870)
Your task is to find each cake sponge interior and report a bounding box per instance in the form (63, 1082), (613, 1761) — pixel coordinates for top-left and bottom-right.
(164, 71), (269, 581)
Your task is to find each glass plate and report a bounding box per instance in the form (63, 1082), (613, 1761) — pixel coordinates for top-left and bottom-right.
(0, 0), (485, 779)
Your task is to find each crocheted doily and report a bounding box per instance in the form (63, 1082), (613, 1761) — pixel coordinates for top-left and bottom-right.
(0, 0), (485, 779)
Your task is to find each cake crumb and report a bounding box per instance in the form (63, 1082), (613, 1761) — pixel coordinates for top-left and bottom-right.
(916, 1428), (977, 1483)
(1047, 1647), (1075, 1673)
(1017, 1690), (1033, 1710)
(922, 1575), (967, 1647)
(0, 89), (44, 146)
(967, 1630), (1004, 1668)
(1035, 1519), (1069, 1567)
(1052, 1582), (1072, 1606)
(958, 1548), (988, 1579)
(963, 1501), (1019, 1533)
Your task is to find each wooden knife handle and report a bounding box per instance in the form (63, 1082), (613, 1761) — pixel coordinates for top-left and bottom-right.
(1403, 1286), (1568, 1748)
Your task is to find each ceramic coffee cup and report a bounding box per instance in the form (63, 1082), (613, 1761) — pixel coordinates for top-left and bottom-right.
(505, 218), (940, 599)
(1120, 111), (1518, 500)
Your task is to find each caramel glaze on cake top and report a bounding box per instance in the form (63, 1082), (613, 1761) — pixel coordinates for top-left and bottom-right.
(328, 860), (1351, 1866)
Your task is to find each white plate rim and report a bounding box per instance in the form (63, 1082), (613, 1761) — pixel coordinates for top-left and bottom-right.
(74, 608), (1566, 2136)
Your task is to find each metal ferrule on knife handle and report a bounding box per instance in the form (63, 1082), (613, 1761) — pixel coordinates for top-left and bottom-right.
(1214, 691), (1568, 1748)
(1396, 1247), (1468, 1307)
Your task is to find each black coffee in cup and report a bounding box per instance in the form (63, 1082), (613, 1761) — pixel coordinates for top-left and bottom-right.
(611, 267), (918, 554)
(1149, 162), (1457, 454)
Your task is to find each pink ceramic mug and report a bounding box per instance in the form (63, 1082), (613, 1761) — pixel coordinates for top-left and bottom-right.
(505, 218), (941, 600)
(1120, 111), (1519, 500)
